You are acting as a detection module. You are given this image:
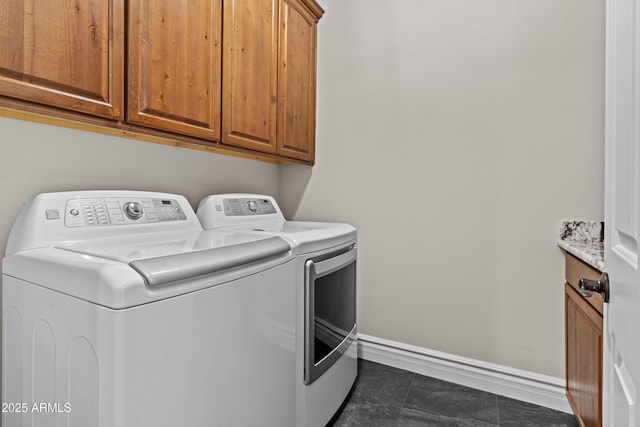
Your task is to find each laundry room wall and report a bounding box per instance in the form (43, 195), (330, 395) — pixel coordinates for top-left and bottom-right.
(280, 0), (605, 380)
(0, 116), (281, 258)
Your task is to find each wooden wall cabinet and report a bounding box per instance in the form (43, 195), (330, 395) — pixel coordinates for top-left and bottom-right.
(564, 253), (603, 427)
(222, 0), (279, 154)
(0, 0), (124, 119)
(0, 0), (322, 164)
(222, 0), (323, 162)
(276, 0), (321, 162)
(128, 0), (222, 140)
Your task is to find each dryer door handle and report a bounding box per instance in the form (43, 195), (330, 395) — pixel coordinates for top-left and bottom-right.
(310, 246), (357, 278)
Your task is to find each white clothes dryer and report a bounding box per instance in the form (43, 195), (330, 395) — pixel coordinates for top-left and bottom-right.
(2, 191), (296, 427)
(197, 194), (357, 427)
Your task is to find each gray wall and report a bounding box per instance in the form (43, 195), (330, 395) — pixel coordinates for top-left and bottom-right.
(280, 0), (605, 378)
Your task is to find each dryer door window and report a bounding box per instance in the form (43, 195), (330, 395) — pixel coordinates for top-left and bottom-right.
(304, 246), (357, 385)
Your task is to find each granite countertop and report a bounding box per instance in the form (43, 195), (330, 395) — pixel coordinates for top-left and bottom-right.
(557, 220), (604, 271)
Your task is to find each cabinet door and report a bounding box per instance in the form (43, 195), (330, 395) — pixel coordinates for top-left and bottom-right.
(222, 0), (279, 154)
(277, 0), (322, 163)
(0, 0), (124, 119)
(128, 0), (222, 140)
(565, 283), (602, 427)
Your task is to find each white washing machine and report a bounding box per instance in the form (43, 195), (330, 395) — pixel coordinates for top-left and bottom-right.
(2, 190), (297, 427)
(197, 194), (357, 427)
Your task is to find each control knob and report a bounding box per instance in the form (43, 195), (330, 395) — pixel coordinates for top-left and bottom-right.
(247, 200), (258, 212)
(123, 202), (144, 220)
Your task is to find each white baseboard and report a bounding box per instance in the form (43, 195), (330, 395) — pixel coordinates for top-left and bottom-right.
(357, 333), (572, 414)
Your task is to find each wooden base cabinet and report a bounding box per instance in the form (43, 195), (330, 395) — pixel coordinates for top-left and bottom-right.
(564, 253), (603, 427)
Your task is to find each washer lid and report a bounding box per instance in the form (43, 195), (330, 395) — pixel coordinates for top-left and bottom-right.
(3, 230), (293, 309)
(59, 230), (291, 286)
(129, 237), (290, 286)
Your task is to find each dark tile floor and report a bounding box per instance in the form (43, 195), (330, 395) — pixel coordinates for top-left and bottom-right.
(328, 359), (579, 427)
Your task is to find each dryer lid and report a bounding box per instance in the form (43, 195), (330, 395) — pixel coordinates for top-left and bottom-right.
(210, 221), (357, 255)
(196, 194), (357, 254)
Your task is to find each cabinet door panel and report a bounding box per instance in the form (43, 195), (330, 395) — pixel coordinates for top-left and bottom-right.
(128, 0), (221, 140)
(277, 0), (319, 162)
(565, 284), (602, 427)
(0, 0), (124, 118)
(222, 0), (278, 153)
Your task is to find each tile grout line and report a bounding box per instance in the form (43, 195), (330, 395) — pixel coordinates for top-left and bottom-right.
(397, 371), (417, 423)
(495, 393), (501, 426)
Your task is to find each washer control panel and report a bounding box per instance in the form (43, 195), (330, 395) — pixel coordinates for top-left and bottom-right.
(223, 198), (277, 216)
(64, 198), (187, 227)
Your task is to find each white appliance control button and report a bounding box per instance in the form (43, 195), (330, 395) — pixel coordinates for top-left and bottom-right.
(247, 200), (258, 212)
(45, 209), (61, 220)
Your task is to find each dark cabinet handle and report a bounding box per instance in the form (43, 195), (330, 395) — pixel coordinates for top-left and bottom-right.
(579, 272), (610, 303)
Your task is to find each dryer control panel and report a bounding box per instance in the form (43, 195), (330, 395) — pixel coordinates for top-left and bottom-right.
(197, 194), (285, 229)
(64, 198), (187, 227)
(223, 198), (277, 216)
